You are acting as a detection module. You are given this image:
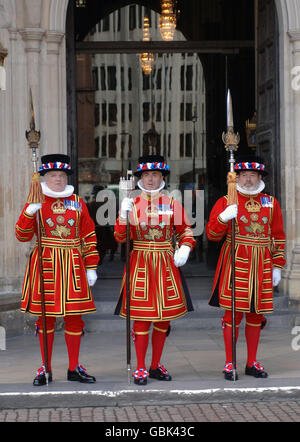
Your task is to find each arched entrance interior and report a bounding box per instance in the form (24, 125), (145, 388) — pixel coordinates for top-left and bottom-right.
(66, 0), (280, 275)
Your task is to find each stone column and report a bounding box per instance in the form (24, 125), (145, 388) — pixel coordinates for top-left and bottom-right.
(287, 32), (300, 307)
(0, 27), (45, 335)
(0, 15), (31, 335)
(40, 30), (65, 154)
(19, 28), (45, 127)
(0, 27), (23, 332)
(0, 0), (68, 336)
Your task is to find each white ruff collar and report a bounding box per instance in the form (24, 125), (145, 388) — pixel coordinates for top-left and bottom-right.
(137, 179), (165, 196)
(41, 182), (74, 198)
(237, 180), (265, 196)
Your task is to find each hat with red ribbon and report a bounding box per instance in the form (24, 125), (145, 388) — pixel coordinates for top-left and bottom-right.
(134, 155), (170, 177)
(234, 155), (267, 176)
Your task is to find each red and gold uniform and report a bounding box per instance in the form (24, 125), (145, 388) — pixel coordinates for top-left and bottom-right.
(114, 193), (195, 321)
(207, 191), (285, 313)
(206, 157), (286, 379)
(16, 194), (98, 316)
(114, 154), (196, 384)
(16, 153), (99, 384)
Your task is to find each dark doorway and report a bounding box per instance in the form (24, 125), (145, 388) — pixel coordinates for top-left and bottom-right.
(65, 0), (279, 275)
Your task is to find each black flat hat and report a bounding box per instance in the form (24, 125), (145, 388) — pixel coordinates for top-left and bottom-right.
(234, 155), (267, 176)
(39, 154), (73, 176)
(134, 155), (170, 177)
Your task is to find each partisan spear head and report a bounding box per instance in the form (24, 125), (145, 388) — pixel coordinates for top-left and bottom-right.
(222, 89), (240, 153)
(26, 88), (41, 155)
(227, 89), (234, 129)
(222, 89), (240, 205)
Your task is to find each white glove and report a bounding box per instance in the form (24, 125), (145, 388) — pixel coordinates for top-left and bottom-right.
(25, 203), (42, 215)
(219, 204), (238, 223)
(86, 269), (97, 287)
(174, 245), (191, 267)
(120, 197), (133, 219)
(272, 268), (281, 287)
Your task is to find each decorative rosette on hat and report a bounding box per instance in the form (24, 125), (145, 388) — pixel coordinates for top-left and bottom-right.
(134, 155), (170, 177)
(39, 154), (73, 176)
(234, 155), (267, 176)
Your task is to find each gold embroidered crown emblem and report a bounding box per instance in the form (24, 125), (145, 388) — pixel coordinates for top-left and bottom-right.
(51, 199), (66, 214)
(245, 198), (261, 213)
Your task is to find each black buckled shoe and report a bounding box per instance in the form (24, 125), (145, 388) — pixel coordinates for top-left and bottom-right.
(149, 364), (172, 381)
(245, 361), (268, 378)
(33, 366), (53, 386)
(133, 368), (149, 385)
(223, 363), (239, 381)
(67, 365), (96, 383)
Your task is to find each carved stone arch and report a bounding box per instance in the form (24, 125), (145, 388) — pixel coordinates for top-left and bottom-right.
(49, 0), (69, 31)
(274, 0), (289, 33)
(279, 0), (300, 30)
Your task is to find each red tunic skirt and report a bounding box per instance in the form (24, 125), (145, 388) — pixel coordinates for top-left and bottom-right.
(16, 194), (99, 317)
(206, 192), (286, 314)
(114, 193), (196, 321)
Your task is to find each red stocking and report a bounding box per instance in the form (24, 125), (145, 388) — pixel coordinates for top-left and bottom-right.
(245, 323), (261, 367)
(65, 333), (81, 371)
(150, 321), (170, 369)
(133, 321), (151, 369)
(222, 311), (243, 364)
(64, 315), (85, 371)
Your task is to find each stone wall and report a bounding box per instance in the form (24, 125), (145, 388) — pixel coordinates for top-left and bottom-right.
(0, 0), (69, 335)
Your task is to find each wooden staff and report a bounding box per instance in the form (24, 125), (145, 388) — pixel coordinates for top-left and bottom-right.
(26, 90), (50, 385)
(119, 172), (135, 385)
(222, 90), (240, 382)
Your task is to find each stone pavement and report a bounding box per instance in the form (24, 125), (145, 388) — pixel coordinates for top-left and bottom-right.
(0, 271), (300, 423)
(1, 400), (300, 422)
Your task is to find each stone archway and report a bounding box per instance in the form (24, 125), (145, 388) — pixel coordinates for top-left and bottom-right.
(49, 0), (70, 31)
(62, 0), (300, 311)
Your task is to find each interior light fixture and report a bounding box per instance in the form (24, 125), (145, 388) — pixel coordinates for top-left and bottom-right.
(159, 0), (177, 41)
(140, 16), (154, 76)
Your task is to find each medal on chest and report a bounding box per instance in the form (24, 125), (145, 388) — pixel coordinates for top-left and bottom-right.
(241, 196), (270, 235)
(260, 196), (273, 208)
(140, 220), (164, 241)
(48, 198), (78, 238)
